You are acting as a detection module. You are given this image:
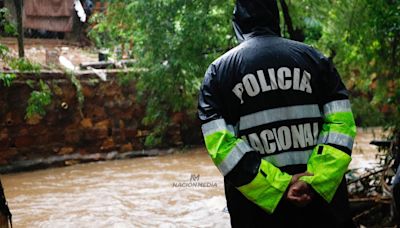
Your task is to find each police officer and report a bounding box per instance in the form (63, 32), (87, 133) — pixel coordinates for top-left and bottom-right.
(198, 0), (356, 227)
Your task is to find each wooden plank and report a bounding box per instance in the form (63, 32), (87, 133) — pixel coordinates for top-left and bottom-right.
(79, 59), (137, 69)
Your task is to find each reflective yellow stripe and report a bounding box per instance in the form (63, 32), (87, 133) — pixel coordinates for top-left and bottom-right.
(202, 119), (252, 176)
(204, 130), (239, 166)
(217, 141), (253, 176)
(300, 145), (351, 202)
(322, 112), (356, 137)
(238, 159), (291, 214)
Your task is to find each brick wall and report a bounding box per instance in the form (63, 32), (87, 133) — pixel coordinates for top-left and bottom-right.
(0, 70), (202, 167)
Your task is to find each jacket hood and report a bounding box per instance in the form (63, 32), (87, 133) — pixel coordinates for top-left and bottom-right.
(233, 0), (281, 42)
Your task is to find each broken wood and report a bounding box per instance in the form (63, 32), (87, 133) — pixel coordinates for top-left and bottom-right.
(350, 197), (392, 204)
(79, 60), (137, 70)
(348, 168), (386, 185)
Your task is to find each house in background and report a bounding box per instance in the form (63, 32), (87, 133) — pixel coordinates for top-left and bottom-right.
(24, 0), (87, 33)
(0, 0), (105, 40)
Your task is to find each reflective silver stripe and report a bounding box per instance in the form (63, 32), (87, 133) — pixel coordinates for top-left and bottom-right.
(338, 89), (349, 97)
(202, 119), (235, 136)
(218, 141), (253, 176)
(239, 104), (321, 130)
(317, 132), (354, 150)
(262, 150), (312, 168)
(323, 100), (351, 116)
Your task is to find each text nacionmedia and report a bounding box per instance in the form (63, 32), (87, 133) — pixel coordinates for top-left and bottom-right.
(172, 182), (218, 188)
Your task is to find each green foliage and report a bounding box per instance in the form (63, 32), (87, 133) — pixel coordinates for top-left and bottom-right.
(287, 0), (400, 128)
(66, 71), (85, 110)
(0, 44), (41, 73)
(0, 7), (17, 36)
(26, 80), (52, 118)
(0, 72), (16, 87)
(117, 70), (136, 86)
(144, 134), (162, 148)
(351, 96), (386, 127)
(0, 44), (9, 58)
(25, 79), (35, 88)
(9, 58), (41, 73)
(302, 17), (323, 43)
(90, 0), (235, 146)
(88, 10), (129, 50)
(89, 0), (399, 145)
(86, 78), (100, 86)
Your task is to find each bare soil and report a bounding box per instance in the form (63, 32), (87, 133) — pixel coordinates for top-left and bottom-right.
(0, 37), (97, 70)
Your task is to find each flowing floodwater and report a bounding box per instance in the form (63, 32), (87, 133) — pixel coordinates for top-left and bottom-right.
(1, 128), (388, 227)
(2, 148), (230, 228)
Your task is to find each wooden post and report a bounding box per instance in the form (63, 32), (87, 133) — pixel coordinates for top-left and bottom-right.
(13, 0), (24, 58)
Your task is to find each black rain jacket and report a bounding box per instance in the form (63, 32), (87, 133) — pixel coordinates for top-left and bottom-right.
(198, 0), (355, 227)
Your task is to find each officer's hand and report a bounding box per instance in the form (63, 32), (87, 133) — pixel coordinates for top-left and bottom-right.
(286, 180), (314, 207)
(290, 172), (313, 185)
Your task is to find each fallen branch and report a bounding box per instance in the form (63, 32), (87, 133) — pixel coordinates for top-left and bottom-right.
(348, 168), (387, 185)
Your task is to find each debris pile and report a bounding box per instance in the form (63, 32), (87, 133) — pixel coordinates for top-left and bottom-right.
(347, 138), (399, 226)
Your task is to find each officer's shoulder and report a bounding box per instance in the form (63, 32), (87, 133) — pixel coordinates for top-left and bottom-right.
(280, 37), (315, 51)
(209, 45), (243, 69)
(282, 38), (328, 61)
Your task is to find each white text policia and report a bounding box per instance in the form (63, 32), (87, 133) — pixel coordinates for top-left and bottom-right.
(232, 67), (312, 104)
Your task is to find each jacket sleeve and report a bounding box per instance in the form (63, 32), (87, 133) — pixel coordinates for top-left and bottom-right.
(198, 63), (292, 214)
(300, 54), (356, 203)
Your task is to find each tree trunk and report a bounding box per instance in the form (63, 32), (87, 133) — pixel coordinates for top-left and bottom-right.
(0, 0), (4, 34)
(13, 0), (24, 58)
(279, 0), (304, 42)
(279, 0), (294, 37)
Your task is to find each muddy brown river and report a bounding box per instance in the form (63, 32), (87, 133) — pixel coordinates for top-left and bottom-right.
(2, 148), (230, 227)
(1, 128), (387, 227)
